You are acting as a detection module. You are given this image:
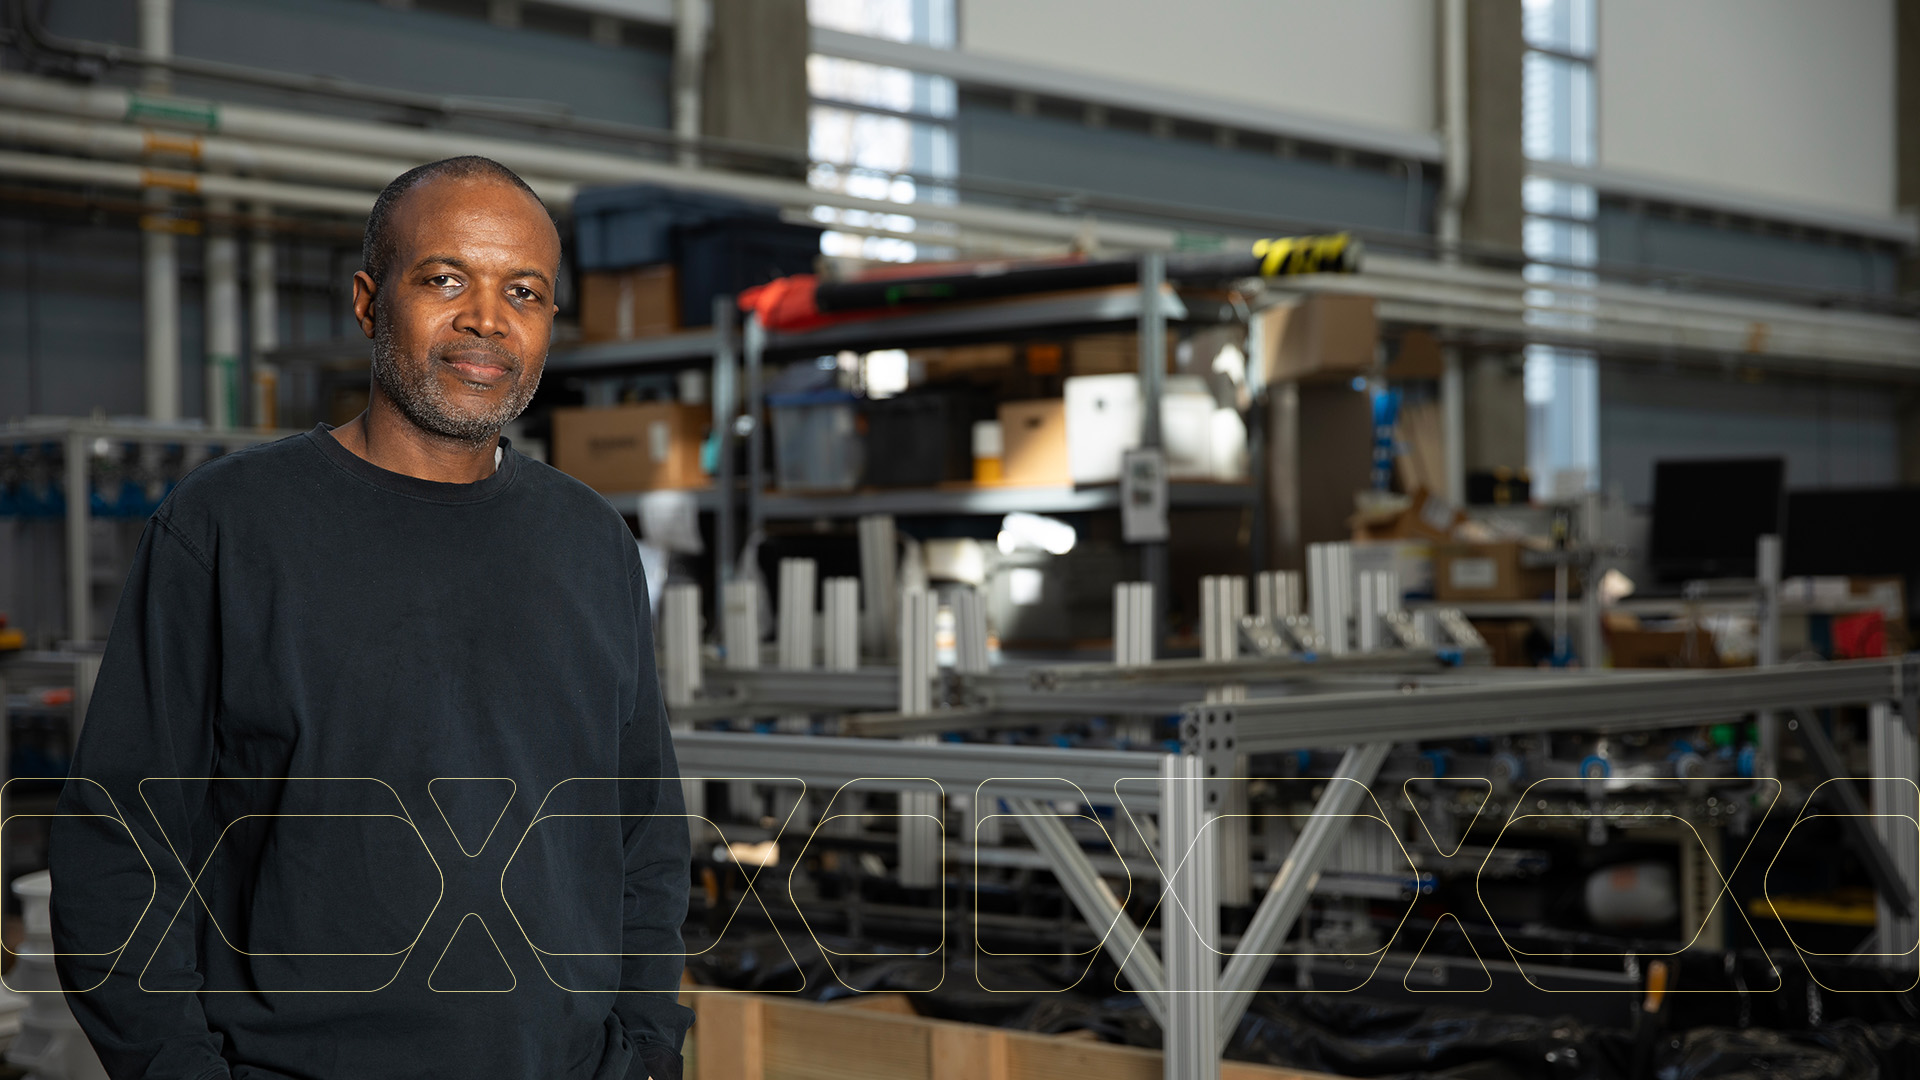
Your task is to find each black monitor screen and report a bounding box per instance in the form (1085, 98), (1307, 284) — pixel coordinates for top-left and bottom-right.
(1648, 458), (1785, 583)
(1784, 487), (1920, 578)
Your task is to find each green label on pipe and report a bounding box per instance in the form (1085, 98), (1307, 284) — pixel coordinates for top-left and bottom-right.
(126, 95), (219, 131)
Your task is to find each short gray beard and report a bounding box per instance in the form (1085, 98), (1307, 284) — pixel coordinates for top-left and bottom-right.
(369, 309), (542, 449)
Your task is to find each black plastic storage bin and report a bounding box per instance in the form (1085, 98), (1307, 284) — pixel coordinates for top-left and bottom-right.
(675, 217), (822, 327)
(861, 387), (995, 489)
(573, 184), (822, 326)
(572, 184), (768, 270)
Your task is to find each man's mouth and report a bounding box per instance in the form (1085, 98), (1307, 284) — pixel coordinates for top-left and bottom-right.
(441, 352), (514, 385)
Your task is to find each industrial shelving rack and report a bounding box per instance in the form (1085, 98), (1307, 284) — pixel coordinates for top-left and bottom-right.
(0, 418), (301, 647)
(545, 253), (1263, 633)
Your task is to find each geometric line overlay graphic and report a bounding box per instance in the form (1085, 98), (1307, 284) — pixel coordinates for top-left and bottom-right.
(427, 777), (517, 859)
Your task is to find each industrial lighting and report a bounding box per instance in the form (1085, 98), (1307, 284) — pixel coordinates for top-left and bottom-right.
(996, 511), (1076, 556)
(862, 348), (909, 397)
(1007, 567), (1043, 606)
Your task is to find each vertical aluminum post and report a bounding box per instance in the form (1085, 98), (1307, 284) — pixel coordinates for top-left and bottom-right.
(249, 205), (278, 428)
(952, 586), (990, 675)
(1255, 570), (1302, 621)
(776, 558), (816, 733)
(776, 558), (817, 671)
(858, 514), (898, 661)
(1756, 534), (1782, 777)
(722, 579), (760, 670)
(64, 430), (89, 645)
(1308, 543), (1355, 654)
(1114, 582), (1155, 744)
(661, 582), (703, 710)
(1161, 753), (1219, 1080)
(744, 313), (767, 544)
(1871, 702), (1919, 960)
(821, 577), (860, 671)
(712, 296), (739, 582)
(898, 589), (942, 890)
(1201, 576), (1251, 907)
(1138, 252), (1169, 651)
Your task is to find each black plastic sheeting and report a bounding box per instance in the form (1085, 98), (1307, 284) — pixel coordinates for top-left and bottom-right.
(686, 934), (1920, 1080)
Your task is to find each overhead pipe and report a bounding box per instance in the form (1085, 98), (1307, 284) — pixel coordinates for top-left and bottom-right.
(0, 70), (1177, 252)
(15, 0), (783, 172)
(0, 110), (580, 205)
(0, 147), (381, 214)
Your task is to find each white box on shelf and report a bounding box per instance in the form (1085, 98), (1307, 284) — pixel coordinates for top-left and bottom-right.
(1063, 374), (1221, 484)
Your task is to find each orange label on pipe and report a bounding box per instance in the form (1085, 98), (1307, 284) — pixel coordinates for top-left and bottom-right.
(143, 131), (203, 158)
(141, 168), (201, 193)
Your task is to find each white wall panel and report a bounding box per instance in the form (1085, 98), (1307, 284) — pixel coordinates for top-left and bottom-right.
(959, 0), (1436, 137)
(1597, 0), (1895, 217)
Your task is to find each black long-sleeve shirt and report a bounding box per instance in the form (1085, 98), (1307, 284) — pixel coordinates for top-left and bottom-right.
(49, 423), (693, 1080)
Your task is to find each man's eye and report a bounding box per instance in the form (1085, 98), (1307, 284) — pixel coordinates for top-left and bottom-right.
(427, 274), (459, 287)
(510, 286), (539, 301)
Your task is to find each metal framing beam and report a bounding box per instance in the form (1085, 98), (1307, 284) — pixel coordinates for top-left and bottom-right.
(1205, 660), (1901, 754)
(672, 730), (1163, 810)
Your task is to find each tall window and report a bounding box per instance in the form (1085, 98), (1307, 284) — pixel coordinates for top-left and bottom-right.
(1521, 0), (1599, 500)
(807, 0), (958, 262)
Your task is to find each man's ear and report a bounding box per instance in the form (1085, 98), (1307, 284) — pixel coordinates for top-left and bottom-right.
(351, 270), (379, 340)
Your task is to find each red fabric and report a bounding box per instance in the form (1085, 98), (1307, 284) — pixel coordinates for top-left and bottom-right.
(1832, 611), (1887, 659)
(737, 274), (824, 331)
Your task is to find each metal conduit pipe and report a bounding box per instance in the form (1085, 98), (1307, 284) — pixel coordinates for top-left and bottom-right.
(0, 111), (580, 204)
(1437, 0), (1471, 504)
(0, 147), (381, 215)
(249, 204), (278, 429)
(0, 71), (1177, 251)
(140, 0), (176, 422)
(671, 0), (706, 169)
(204, 194), (241, 430)
(1437, 0), (1470, 262)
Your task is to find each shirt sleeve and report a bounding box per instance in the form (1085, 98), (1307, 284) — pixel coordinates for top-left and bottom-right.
(48, 512), (233, 1080)
(616, 559), (696, 1080)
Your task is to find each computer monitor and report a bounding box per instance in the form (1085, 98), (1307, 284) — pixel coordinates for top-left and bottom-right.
(1648, 458), (1785, 584)
(1784, 487), (1920, 579)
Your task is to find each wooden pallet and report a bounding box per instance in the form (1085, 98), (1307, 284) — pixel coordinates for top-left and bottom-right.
(687, 990), (1332, 1080)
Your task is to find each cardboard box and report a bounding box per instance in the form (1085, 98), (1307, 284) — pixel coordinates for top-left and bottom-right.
(1068, 331), (1177, 376)
(998, 398), (1070, 486)
(1471, 618), (1542, 668)
(1258, 293), (1377, 383)
(552, 403), (708, 492)
(1608, 624), (1723, 669)
(1386, 327), (1445, 381)
(580, 265), (678, 342)
(1350, 489), (1460, 543)
(1431, 540), (1561, 602)
(912, 343), (1017, 383)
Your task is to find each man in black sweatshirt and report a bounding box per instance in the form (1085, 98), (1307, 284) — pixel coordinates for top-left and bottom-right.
(48, 156), (694, 1080)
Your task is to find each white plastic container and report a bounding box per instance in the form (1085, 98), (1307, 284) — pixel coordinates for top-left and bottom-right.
(1063, 374), (1221, 484)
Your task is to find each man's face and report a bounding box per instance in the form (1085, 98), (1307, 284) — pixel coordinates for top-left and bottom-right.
(352, 176), (561, 445)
